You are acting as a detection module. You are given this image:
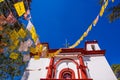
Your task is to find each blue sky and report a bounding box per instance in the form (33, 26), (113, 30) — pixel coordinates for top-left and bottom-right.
(30, 0), (120, 65)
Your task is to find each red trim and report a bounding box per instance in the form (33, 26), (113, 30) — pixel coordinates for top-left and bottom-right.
(46, 57), (54, 78)
(59, 68), (75, 79)
(54, 58), (79, 67)
(78, 55), (88, 79)
(40, 79), (93, 80)
(85, 50), (105, 55)
(49, 48), (84, 53)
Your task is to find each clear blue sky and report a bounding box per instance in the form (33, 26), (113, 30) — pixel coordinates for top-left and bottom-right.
(30, 0), (120, 65)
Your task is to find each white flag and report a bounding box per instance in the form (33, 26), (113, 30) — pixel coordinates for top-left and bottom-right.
(18, 42), (24, 52)
(26, 39), (33, 47)
(23, 54), (30, 62)
(35, 38), (40, 45)
(26, 20), (33, 31)
(18, 41), (29, 52)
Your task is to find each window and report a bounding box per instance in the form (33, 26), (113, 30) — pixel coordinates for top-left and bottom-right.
(91, 45), (95, 50)
(63, 72), (72, 79)
(59, 68), (75, 79)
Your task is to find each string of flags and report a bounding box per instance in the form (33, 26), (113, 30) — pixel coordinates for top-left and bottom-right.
(34, 0), (112, 58)
(68, 0), (108, 49)
(0, 0), (115, 61)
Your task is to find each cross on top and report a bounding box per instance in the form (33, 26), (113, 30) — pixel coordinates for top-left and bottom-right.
(63, 39), (70, 48)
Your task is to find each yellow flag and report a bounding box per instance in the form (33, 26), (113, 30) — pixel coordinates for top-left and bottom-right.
(99, 5), (105, 16)
(104, 0), (108, 8)
(13, 39), (19, 46)
(46, 48), (62, 58)
(9, 46), (16, 51)
(83, 32), (87, 37)
(10, 52), (19, 59)
(0, 0), (4, 2)
(89, 24), (92, 31)
(112, 0), (114, 2)
(30, 47), (36, 54)
(18, 28), (26, 38)
(30, 26), (38, 42)
(14, 1), (25, 16)
(93, 15), (99, 26)
(10, 30), (19, 41)
(36, 44), (43, 53)
(80, 35), (84, 41)
(34, 55), (40, 60)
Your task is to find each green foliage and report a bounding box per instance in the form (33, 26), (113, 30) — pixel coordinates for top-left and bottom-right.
(111, 64), (120, 79)
(107, 3), (120, 22)
(0, 0), (32, 79)
(99, 0), (120, 22)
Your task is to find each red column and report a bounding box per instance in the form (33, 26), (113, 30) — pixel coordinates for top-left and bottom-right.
(78, 55), (88, 79)
(46, 57), (54, 78)
(77, 65), (80, 79)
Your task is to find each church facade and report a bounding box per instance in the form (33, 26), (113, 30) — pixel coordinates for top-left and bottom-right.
(22, 41), (117, 80)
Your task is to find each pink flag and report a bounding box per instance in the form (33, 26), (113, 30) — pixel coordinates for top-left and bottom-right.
(93, 15), (99, 26)
(6, 12), (17, 24)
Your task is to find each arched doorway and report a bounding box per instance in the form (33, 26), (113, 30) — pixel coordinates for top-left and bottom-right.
(59, 68), (75, 79)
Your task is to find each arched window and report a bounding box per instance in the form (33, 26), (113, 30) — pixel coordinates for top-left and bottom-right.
(59, 68), (75, 79)
(62, 71), (72, 79)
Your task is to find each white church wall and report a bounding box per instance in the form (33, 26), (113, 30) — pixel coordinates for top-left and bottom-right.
(55, 60), (78, 79)
(21, 58), (50, 80)
(84, 55), (117, 80)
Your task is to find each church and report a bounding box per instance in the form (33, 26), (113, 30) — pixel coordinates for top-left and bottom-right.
(22, 40), (117, 80)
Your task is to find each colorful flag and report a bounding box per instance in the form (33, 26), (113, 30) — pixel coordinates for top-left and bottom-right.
(48, 48), (62, 57)
(6, 12), (17, 24)
(26, 39), (33, 47)
(30, 47), (36, 54)
(27, 20), (38, 42)
(18, 28), (26, 38)
(13, 39), (19, 46)
(0, 0), (4, 2)
(9, 30), (19, 41)
(93, 15), (99, 26)
(99, 5), (105, 17)
(80, 35), (84, 41)
(14, 1), (25, 16)
(88, 24), (92, 31)
(34, 55), (40, 60)
(18, 41), (29, 52)
(30, 26), (38, 42)
(35, 38), (40, 45)
(83, 32), (87, 37)
(87, 24), (92, 33)
(104, 0), (108, 8)
(18, 42), (24, 52)
(10, 52), (19, 59)
(23, 54), (30, 62)
(24, 9), (31, 20)
(9, 45), (16, 51)
(35, 44), (43, 53)
(112, 0), (114, 2)
(26, 20), (33, 31)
